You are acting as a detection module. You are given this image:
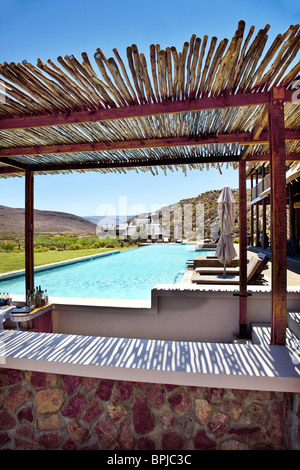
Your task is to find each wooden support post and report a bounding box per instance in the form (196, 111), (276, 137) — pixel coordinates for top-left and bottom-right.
(25, 170), (34, 295)
(268, 87), (287, 346)
(256, 203), (260, 246)
(250, 205), (254, 246)
(250, 175), (254, 246)
(289, 184), (295, 241)
(262, 200), (267, 248)
(239, 160), (248, 337)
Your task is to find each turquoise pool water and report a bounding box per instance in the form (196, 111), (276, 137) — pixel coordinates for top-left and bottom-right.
(0, 245), (214, 300)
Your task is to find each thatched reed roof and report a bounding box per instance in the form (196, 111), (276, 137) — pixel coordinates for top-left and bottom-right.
(0, 20), (299, 178)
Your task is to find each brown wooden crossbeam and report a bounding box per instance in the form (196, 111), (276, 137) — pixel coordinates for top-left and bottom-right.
(0, 90), (295, 131)
(0, 131), (299, 159)
(0, 152), (299, 175)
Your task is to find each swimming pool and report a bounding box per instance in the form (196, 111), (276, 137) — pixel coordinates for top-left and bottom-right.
(0, 244), (214, 301)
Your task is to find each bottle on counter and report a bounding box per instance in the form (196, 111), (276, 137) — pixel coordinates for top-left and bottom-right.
(44, 289), (48, 305)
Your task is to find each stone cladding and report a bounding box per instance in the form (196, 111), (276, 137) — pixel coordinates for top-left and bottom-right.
(0, 367), (299, 450)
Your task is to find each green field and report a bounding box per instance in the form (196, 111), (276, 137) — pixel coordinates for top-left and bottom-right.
(0, 233), (138, 274)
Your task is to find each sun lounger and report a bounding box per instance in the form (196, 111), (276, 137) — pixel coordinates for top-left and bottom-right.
(191, 253), (269, 285)
(195, 266), (240, 275)
(192, 256), (240, 268)
(195, 253), (268, 276)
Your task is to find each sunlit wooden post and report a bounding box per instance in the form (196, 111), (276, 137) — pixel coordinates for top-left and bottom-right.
(239, 160), (248, 337)
(268, 87), (287, 345)
(25, 170), (34, 295)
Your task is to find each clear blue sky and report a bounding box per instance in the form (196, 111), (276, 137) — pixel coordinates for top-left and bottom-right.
(0, 0), (298, 216)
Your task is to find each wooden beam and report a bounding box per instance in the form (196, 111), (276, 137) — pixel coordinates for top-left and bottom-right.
(0, 151), (299, 175)
(0, 92), (273, 131)
(0, 131), (299, 159)
(269, 86), (287, 346)
(0, 157), (29, 170)
(245, 153), (299, 162)
(0, 90), (295, 132)
(25, 170), (34, 295)
(0, 167), (24, 174)
(23, 154), (241, 172)
(239, 159), (248, 338)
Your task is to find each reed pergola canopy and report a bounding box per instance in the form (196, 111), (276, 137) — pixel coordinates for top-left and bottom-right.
(0, 20), (299, 177)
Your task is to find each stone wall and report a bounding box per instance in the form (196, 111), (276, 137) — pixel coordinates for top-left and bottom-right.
(0, 367), (299, 450)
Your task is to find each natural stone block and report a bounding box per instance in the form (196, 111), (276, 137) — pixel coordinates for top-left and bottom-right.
(133, 395), (155, 434)
(37, 415), (61, 431)
(95, 379), (114, 401)
(108, 403), (129, 423)
(208, 411), (230, 436)
(16, 423), (34, 440)
(5, 386), (29, 413)
(94, 417), (116, 448)
(169, 391), (191, 414)
(61, 392), (88, 418)
(160, 412), (175, 431)
(62, 374), (81, 395)
(232, 389), (251, 400)
(15, 437), (37, 450)
(252, 390), (272, 401)
(82, 377), (98, 392)
(205, 388), (225, 404)
(117, 423), (136, 450)
(0, 368), (22, 386)
(195, 399), (211, 424)
(0, 410), (16, 430)
(81, 442), (100, 450)
(38, 431), (62, 449)
(25, 371), (57, 390)
(67, 421), (90, 444)
(145, 383), (166, 407)
(165, 384), (178, 392)
(83, 399), (104, 424)
(161, 432), (185, 450)
(193, 430), (215, 450)
(137, 437), (156, 450)
(228, 426), (263, 444)
(18, 406), (33, 423)
(113, 381), (134, 402)
(242, 403), (268, 426)
(0, 432), (10, 447)
(223, 399), (243, 421)
(35, 389), (64, 414)
(220, 439), (249, 450)
(62, 439), (77, 450)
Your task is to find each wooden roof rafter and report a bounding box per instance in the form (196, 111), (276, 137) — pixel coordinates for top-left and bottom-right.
(0, 20), (299, 177)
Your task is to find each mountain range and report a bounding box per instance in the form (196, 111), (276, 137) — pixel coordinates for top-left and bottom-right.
(0, 189), (259, 237)
(0, 205), (96, 233)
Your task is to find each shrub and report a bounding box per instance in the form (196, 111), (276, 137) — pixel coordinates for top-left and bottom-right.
(65, 244), (83, 250)
(91, 243), (100, 249)
(34, 246), (49, 252)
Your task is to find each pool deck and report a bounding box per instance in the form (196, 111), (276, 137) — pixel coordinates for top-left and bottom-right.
(181, 245), (300, 288)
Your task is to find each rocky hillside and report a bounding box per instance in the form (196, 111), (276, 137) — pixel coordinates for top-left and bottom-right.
(0, 205), (96, 233)
(128, 188), (262, 240)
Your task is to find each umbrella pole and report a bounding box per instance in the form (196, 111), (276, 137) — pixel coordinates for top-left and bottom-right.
(223, 263), (226, 278)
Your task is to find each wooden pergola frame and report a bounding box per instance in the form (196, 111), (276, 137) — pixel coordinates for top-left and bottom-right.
(0, 22), (299, 345)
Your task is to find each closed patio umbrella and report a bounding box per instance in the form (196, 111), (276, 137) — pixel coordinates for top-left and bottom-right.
(215, 186), (237, 277)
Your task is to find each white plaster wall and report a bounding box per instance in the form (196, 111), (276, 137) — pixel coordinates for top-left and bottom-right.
(51, 286), (300, 343)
